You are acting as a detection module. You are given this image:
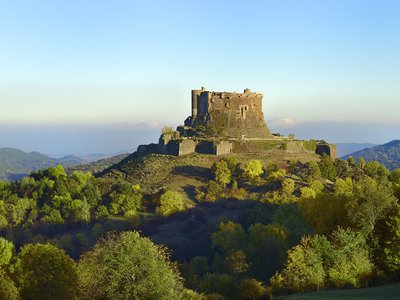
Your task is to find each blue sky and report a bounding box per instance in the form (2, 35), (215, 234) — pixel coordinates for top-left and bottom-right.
(1, 0), (399, 154)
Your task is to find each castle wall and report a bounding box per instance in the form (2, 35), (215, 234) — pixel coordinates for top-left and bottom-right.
(316, 144), (337, 159)
(286, 141), (308, 152)
(215, 141), (233, 155)
(178, 140), (197, 156)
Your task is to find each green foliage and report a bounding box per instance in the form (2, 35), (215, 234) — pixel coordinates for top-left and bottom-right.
(0, 276), (20, 300)
(63, 199), (91, 223)
(108, 181), (142, 215)
(389, 168), (400, 183)
(271, 235), (327, 293)
(303, 139), (317, 151)
(221, 156), (241, 177)
(318, 155), (337, 181)
(243, 160), (264, 181)
(346, 177), (397, 237)
(272, 228), (373, 293)
(199, 273), (235, 299)
(358, 157), (366, 170)
(374, 210), (400, 272)
(15, 243), (79, 300)
(328, 228), (373, 288)
(77, 231), (184, 300)
(212, 160), (232, 187)
(157, 190), (185, 216)
(364, 161), (390, 179)
(0, 237), (14, 275)
(201, 180), (225, 202)
(238, 278), (270, 300)
(212, 221), (246, 255)
(299, 193), (348, 235)
(162, 126), (175, 135)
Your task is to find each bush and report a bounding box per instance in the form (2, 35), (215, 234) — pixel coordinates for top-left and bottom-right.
(157, 190), (185, 216)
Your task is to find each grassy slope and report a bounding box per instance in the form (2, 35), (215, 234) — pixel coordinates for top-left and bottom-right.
(100, 150), (320, 203)
(66, 153), (129, 175)
(276, 284), (400, 300)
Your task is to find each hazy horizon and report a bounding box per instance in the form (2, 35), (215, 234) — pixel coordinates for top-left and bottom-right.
(0, 120), (398, 157)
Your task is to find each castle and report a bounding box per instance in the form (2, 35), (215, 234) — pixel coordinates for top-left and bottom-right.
(182, 87), (271, 139)
(137, 87), (336, 159)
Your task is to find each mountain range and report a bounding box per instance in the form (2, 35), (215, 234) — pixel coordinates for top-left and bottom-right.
(335, 143), (377, 158)
(342, 140), (400, 170)
(0, 148), (129, 181)
(0, 148), (87, 181)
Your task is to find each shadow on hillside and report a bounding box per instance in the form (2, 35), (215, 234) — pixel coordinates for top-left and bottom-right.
(183, 184), (198, 201)
(139, 199), (263, 260)
(173, 166), (211, 181)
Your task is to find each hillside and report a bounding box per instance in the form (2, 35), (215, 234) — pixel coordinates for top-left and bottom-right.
(342, 140), (400, 170)
(66, 153), (129, 174)
(0, 148), (86, 181)
(100, 149), (321, 199)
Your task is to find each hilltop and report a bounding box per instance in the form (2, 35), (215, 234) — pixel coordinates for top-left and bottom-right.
(342, 140), (400, 170)
(100, 149), (321, 200)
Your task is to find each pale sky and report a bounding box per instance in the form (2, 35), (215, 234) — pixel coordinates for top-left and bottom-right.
(0, 0), (399, 154)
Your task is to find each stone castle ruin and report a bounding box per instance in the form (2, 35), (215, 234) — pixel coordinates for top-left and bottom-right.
(138, 87), (336, 159)
(182, 87), (271, 139)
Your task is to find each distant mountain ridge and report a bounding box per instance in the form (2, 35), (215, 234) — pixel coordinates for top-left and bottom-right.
(342, 140), (400, 170)
(0, 148), (86, 181)
(335, 143), (377, 158)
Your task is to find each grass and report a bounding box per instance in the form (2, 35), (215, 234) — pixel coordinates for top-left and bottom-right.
(103, 151), (320, 204)
(276, 283), (400, 300)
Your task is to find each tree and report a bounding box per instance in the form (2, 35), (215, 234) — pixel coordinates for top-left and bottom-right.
(212, 221), (249, 274)
(346, 177), (397, 237)
(15, 243), (79, 300)
(373, 210), (400, 271)
(347, 156), (355, 166)
(318, 155), (337, 181)
(212, 161), (231, 187)
(157, 190), (184, 216)
(299, 193), (348, 235)
(108, 182), (142, 215)
(238, 278), (269, 300)
(212, 221), (246, 255)
(0, 237), (14, 276)
(221, 156), (241, 177)
(389, 168), (400, 183)
(271, 235), (327, 293)
(243, 160), (264, 181)
(327, 228), (373, 288)
(358, 157), (366, 170)
(364, 161), (390, 179)
(63, 199), (91, 223)
(77, 231), (184, 300)
(246, 223), (290, 281)
(199, 273), (236, 299)
(0, 276), (20, 300)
